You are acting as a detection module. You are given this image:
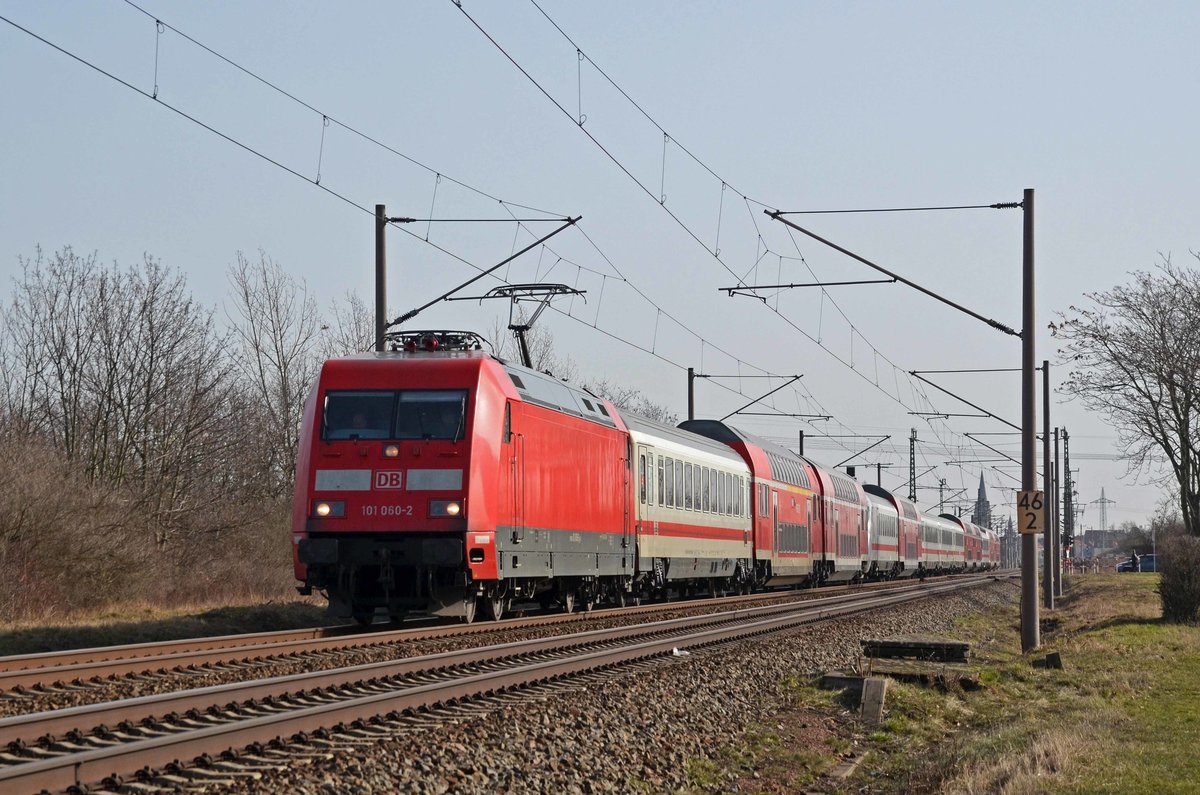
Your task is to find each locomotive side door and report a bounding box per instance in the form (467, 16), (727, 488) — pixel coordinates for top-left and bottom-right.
(508, 407), (525, 546)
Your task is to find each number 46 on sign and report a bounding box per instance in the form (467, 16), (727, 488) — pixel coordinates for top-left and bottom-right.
(1017, 490), (1045, 535)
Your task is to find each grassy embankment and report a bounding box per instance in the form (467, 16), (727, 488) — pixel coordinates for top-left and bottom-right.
(695, 574), (1200, 794)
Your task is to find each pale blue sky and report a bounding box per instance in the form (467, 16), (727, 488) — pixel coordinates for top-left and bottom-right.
(3, 1), (1197, 530)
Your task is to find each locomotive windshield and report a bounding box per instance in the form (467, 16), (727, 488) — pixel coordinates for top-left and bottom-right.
(322, 389), (467, 441)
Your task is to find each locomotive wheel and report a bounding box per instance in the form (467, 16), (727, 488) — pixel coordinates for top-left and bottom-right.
(583, 592), (596, 612)
(461, 596), (477, 624)
(562, 592), (576, 613)
(614, 588), (627, 608)
(484, 593), (507, 622)
(352, 610), (374, 627)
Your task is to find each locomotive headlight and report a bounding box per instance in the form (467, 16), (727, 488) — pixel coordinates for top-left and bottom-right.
(313, 500), (345, 518)
(430, 500), (463, 517)
(383, 444), (400, 458)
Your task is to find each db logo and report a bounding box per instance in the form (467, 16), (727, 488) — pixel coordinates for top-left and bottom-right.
(374, 471), (403, 489)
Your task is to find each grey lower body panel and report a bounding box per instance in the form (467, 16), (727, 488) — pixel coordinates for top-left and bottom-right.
(495, 525), (632, 579)
(636, 555), (740, 581)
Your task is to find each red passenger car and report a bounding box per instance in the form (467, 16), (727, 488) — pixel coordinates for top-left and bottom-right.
(679, 421), (868, 586)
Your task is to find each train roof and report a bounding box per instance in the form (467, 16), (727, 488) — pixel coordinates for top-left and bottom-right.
(863, 484), (921, 521)
(941, 513), (987, 537)
(866, 490), (898, 512)
(679, 419), (863, 500)
(623, 413), (746, 464)
(495, 358), (620, 429)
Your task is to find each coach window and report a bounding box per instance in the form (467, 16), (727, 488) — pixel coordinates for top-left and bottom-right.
(675, 459), (685, 511)
(701, 467), (710, 512)
(657, 456), (665, 507)
(639, 454), (647, 504)
(665, 458), (675, 508)
(649, 455), (656, 504)
(684, 463), (693, 510)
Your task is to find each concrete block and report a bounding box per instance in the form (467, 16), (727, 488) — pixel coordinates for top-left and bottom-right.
(860, 676), (889, 725)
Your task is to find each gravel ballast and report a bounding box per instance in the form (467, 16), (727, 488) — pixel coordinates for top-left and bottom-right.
(225, 581), (1018, 794)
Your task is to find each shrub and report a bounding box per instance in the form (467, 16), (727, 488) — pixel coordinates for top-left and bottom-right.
(1158, 534), (1200, 623)
(0, 430), (296, 622)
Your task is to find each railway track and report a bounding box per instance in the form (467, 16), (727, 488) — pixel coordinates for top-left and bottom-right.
(0, 575), (946, 696)
(0, 574), (1007, 793)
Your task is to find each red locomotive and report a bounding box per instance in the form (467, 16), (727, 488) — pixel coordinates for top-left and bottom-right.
(292, 331), (998, 624)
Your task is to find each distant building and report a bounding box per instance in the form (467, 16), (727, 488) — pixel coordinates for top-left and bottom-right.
(1080, 528), (1125, 559)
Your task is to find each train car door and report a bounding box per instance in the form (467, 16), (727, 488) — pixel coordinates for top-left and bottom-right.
(772, 490), (780, 562)
(635, 443), (652, 553)
(825, 498), (837, 574)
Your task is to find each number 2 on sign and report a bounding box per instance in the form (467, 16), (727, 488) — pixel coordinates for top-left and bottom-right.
(1017, 490), (1045, 534)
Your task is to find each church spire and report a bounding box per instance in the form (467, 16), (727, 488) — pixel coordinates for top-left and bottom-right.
(973, 473), (991, 528)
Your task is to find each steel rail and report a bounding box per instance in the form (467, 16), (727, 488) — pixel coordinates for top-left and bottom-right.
(0, 578), (927, 690)
(0, 583), (876, 673)
(0, 626), (341, 673)
(0, 576), (1005, 793)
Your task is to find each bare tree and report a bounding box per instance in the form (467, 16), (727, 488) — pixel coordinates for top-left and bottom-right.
(1, 248), (239, 549)
(1053, 254), (1200, 538)
(2, 247), (101, 460)
(226, 251), (321, 494)
(318, 290), (375, 358)
(585, 378), (678, 425)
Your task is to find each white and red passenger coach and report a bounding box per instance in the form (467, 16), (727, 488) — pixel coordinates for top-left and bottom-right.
(292, 331), (994, 624)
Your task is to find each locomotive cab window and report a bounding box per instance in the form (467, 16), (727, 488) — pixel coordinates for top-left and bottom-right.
(394, 390), (467, 440)
(322, 389), (467, 441)
(322, 391), (395, 440)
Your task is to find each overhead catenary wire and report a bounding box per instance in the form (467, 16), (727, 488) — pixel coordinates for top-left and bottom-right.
(10, 8), (887, 467)
(8, 6), (1022, 484)
(121, 0), (566, 220)
(459, 1), (1027, 490)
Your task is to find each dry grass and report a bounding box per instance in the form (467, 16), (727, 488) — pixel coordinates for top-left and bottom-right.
(940, 716), (1107, 794)
(0, 597), (327, 656)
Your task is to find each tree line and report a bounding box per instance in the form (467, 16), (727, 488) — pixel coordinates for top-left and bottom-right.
(0, 246), (371, 619)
